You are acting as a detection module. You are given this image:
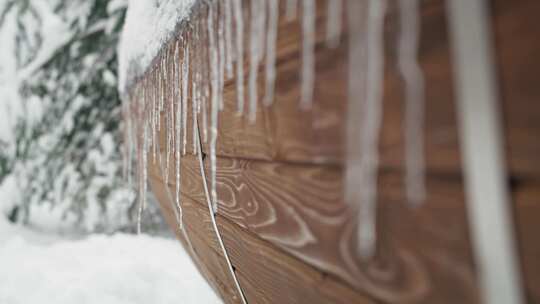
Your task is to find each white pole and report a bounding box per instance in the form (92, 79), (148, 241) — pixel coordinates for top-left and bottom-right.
(446, 1), (524, 303)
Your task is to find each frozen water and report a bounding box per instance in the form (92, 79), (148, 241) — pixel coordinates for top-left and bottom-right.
(300, 0), (316, 110)
(264, 0), (279, 106)
(286, 0), (298, 21)
(398, 0), (426, 206)
(248, 0), (266, 122)
(326, 0), (343, 48)
(232, 0), (245, 113)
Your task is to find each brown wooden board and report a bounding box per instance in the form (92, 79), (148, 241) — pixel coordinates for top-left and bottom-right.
(150, 151), (540, 303)
(132, 0), (540, 303)
(149, 160), (375, 304)
(193, 0), (540, 177)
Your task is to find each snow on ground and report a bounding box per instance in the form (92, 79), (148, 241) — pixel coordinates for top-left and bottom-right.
(118, 0), (197, 96)
(0, 215), (222, 304)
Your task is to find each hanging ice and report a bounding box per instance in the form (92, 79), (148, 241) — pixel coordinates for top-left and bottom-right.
(326, 0), (343, 48)
(224, 0), (234, 79)
(208, 2), (220, 213)
(175, 40), (184, 229)
(218, 1), (226, 111)
(300, 0), (316, 110)
(164, 54), (172, 184)
(398, 0), (426, 207)
(264, 0), (279, 106)
(345, 0), (387, 260)
(232, 0), (245, 114)
(182, 43), (190, 156)
(359, 0), (386, 259)
(286, 0), (298, 21)
(137, 122), (149, 235)
(248, 0), (266, 122)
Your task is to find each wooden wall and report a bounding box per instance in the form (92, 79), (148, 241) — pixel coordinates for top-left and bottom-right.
(141, 0), (540, 303)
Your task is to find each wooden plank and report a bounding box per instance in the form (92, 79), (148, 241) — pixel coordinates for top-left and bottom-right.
(149, 166), (375, 304)
(155, 0), (538, 177)
(139, 0), (540, 303)
(149, 151), (540, 303)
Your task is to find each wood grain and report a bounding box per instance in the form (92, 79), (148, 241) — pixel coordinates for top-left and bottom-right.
(135, 0), (540, 303)
(188, 0), (540, 178)
(149, 165), (376, 304)
(151, 151), (540, 303)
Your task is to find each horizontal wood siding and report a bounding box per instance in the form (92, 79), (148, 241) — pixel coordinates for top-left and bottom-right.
(139, 0), (540, 302)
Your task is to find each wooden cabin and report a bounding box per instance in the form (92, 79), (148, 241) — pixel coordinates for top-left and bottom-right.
(124, 0), (540, 303)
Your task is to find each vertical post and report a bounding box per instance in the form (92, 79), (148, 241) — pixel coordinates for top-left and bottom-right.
(446, 1), (524, 304)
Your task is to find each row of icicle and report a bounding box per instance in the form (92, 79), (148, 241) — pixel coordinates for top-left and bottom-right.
(122, 0), (425, 259)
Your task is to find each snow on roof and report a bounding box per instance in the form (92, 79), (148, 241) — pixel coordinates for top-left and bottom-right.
(118, 0), (197, 97)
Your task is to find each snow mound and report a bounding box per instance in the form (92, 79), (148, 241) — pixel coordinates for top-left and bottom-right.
(0, 218), (221, 304)
(118, 0), (197, 96)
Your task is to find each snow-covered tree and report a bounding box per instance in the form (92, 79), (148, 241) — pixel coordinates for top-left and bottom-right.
(0, 0), (164, 233)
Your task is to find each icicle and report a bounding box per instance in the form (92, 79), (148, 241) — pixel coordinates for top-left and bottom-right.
(346, 0), (387, 259)
(149, 79), (158, 163)
(208, 1), (220, 213)
(191, 30), (200, 155)
(326, 0), (343, 48)
(232, 0), (245, 114)
(153, 69), (160, 132)
(264, 0), (279, 106)
(192, 82), (199, 156)
(200, 16), (210, 143)
(300, 0), (316, 110)
(190, 41), (199, 156)
(175, 51), (184, 230)
(182, 42), (190, 155)
(194, 21), (202, 116)
(248, 0), (266, 122)
(157, 68), (161, 127)
(217, 1), (226, 111)
(165, 55), (172, 184)
(286, 0), (298, 21)
(169, 45), (176, 157)
(174, 39), (181, 138)
(168, 49), (176, 183)
(398, 0), (425, 207)
(224, 0), (234, 79)
(137, 122), (149, 234)
(159, 56), (165, 127)
(122, 99), (133, 187)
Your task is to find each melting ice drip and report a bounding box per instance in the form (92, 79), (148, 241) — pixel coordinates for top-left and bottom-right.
(123, 0), (425, 261)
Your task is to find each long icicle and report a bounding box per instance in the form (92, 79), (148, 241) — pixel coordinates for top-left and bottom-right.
(175, 39), (183, 230)
(398, 0), (426, 207)
(164, 54), (172, 184)
(208, 1), (220, 213)
(248, 0), (266, 122)
(286, 0), (298, 21)
(326, 0), (343, 48)
(232, 0), (245, 114)
(137, 117), (149, 234)
(358, 0), (387, 259)
(218, 0), (226, 111)
(264, 0), (279, 106)
(199, 16), (209, 143)
(224, 0), (234, 79)
(300, 0), (316, 110)
(192, 39), (199, 156)
(182, 41), (190, 156)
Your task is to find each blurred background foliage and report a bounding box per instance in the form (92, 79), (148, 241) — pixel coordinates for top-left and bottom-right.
(0, 0), (166, 234)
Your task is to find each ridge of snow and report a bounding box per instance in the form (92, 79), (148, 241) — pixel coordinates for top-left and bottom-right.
(118, 0), (197, 96)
